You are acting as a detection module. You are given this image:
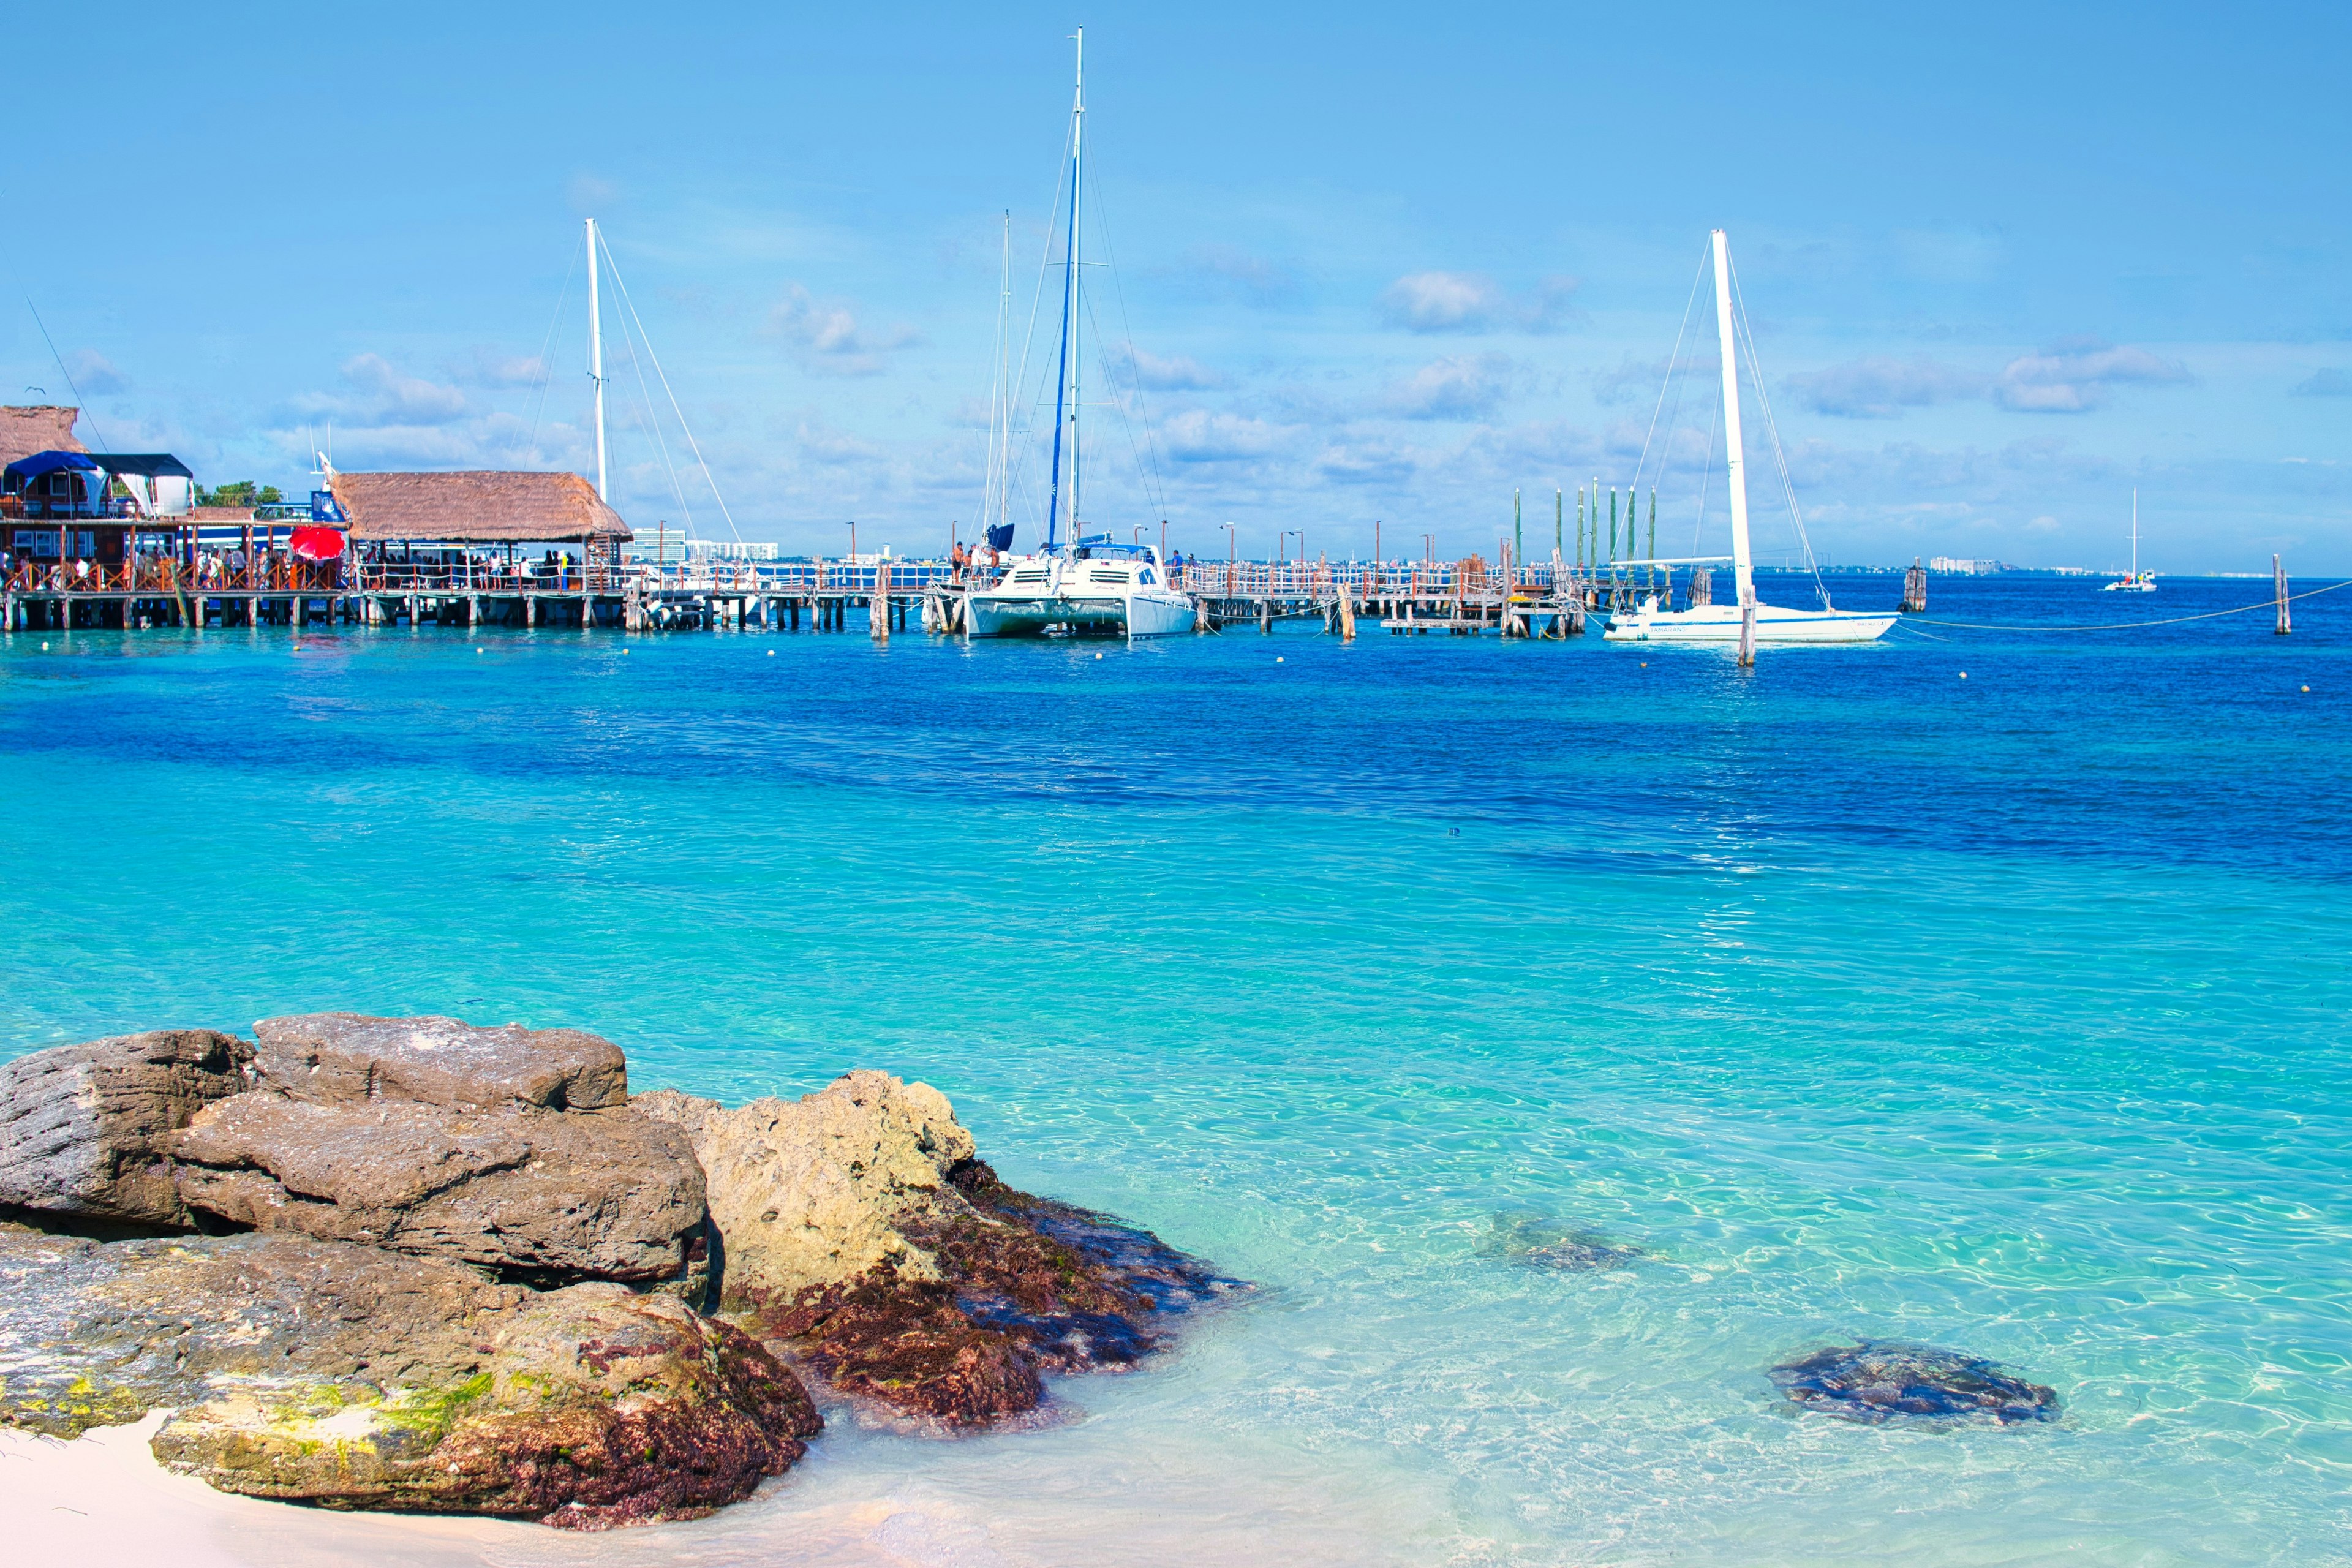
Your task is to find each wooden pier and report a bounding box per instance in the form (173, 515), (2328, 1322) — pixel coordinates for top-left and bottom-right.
(3, 553), (1694, 639)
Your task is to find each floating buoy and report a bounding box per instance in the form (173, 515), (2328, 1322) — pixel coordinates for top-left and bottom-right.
(1959, 672), (1968, 679)
(1095, 652), (1102, 660)
(476, 648), (484, 655)
(767, 650), (775, 657)
(40, 642), (50, 651)
(1276, 656), (1285, 663)
(2302, 685), (2310, 692)
(1640, 662), (1648, 668)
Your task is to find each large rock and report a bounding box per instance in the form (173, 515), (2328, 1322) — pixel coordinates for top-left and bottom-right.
(0, 1224), (820, 1528)
(252, 1012), (628, 1111)
(169, 1091), (705, 1283)
(0, 1030), (252, 1227)
(637, 1072), (1234, 1426)
(635, 1070), (974, 1299)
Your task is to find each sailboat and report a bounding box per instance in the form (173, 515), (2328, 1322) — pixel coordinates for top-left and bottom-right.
(967, 30), (1193, 639)
(2101, 491), (2156, 591)
(1603, 230), (1894, 648)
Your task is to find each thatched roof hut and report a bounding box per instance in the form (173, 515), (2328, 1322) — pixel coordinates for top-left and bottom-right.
(0, 406), (85, 467)
(329, 471), (630, 544)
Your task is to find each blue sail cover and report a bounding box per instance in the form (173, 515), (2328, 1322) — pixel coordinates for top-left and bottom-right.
(4, 450), (101, 483)
(986, 522), (1014, 551)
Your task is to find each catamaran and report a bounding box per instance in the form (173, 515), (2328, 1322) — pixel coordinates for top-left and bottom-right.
(1604, 230), (1894, 649)
(967, 30), (1193, 639)
(2101, 490), (2156, 591)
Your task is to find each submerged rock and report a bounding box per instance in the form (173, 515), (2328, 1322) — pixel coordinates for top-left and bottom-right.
(0, 1224), (818, 1526)
(1769, 1341), (2059, 1426)
(1480, 1213), (1642, 1271)
(0, 1030), (253, 1227)
(639, 1072), (1238, 1426)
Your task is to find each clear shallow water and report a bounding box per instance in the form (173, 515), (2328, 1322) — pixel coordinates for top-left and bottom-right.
(3, 573), (2348, 1566)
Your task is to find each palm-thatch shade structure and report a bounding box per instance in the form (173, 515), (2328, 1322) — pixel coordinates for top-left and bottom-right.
(328, 471), (630, 545)
(0, 405), (85, 467)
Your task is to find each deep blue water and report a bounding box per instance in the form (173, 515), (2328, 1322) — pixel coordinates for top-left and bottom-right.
(2, 571), (2347, 1566)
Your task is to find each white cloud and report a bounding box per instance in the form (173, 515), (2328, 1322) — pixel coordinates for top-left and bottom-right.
(769, 284), (920, 377)
(1379, 271), (1578, 334)
(459, 350), (549, 388)
(1384, 355), (1516, 420)
(1992, 340), (2191, 413)
(64, 349), (129, 397)
(2291, 368), (2352, 397)
(1787, 356), (1987, 418)
(1161, 410), (1284, 464)
(285, 354), (470, 427)
(1316, 442), (1417, 485)
(1115, 348), (1227, 391)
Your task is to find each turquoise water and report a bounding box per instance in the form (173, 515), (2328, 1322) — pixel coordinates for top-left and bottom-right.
(4, 575), (2348, 1565)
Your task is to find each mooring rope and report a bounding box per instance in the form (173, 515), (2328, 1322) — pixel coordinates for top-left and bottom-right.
(1904, 578), (2352, 633)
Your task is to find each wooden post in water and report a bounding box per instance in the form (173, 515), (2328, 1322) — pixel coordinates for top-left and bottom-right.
(2275, 554), (2291, 634)
(1901, 557), (1926, 613)
(870, 561), (891, 642)
(1738, 601), (1755, 668)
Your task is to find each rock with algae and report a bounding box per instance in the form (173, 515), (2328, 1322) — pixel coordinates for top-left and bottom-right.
(1479, 1212), (1643, 1272)
(0, 1224), (818, 1528)
(637, 1071), (1238, 1427)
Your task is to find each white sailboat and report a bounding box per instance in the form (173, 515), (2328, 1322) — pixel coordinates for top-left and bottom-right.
(2101, 491), (2156, 591)
(967, 30), (1193, 639)
(1604, 230), (1894, 649)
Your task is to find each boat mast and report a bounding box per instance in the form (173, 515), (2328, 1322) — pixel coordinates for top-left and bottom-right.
(1711, 228), (1753, 611)
(991, 211), (1013, 537)
(1044, 31), (1084, 553)
(2130, 488), (2139, 578)
(587, 217), (608, 502)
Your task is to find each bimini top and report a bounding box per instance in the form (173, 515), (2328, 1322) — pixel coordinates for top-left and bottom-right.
(91, 453), (195, 480)
(329, 470), (631, 543)
(4, 449), (101, 483)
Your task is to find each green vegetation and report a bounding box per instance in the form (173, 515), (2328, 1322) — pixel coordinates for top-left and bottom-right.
(195, 481), (284, 507)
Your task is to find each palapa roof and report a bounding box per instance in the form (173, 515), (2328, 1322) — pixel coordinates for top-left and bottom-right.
(329, 470), (631, 543)
(0, 406), (85, 467)
(191, 505), (257, 522)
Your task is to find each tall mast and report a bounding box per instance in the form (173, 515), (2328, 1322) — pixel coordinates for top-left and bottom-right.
(1069, 27), (1085, 542)
(1711, 228), (1753, 609)
(992, 211), (1012, 535)
(1044, 31), (1084, 552)
(587, 217), (608, 502)
(2130, 488), (2139, 576)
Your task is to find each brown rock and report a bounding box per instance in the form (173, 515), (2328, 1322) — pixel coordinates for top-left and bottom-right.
(0, 1225), (820, 1528)
(0, 1030), (253, 1227)
(170, 1091), (706, 1283)
(252, 1012), (628, 1111)
(641, 1072), (1234, 1427)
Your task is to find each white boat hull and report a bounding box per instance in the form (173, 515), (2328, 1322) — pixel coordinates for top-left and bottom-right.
(968, 590), (1194, 638)
(965, 555), (1195, 638)
(1603, 600), (1895, 644)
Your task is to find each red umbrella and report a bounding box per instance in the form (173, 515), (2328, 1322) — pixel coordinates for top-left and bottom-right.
(290, 526), (346, 562)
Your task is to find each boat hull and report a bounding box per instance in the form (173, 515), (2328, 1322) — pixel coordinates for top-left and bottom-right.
(967, 589), (1195, 638)
(1602, 601), (1895, 644)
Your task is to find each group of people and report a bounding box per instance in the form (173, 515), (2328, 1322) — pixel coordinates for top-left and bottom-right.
(948, 541), (1006, 581)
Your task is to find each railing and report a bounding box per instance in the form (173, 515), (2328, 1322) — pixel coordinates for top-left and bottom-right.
(6, 558), (347, 594)
(1173, 560), (1608, 600)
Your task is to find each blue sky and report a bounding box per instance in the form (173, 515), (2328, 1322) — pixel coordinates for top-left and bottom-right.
(8, 1), (2348, 568)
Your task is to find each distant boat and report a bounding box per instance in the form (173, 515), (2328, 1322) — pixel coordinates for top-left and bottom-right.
(1604, 230), (1894, 646)
(2102, 491), (2156, 592)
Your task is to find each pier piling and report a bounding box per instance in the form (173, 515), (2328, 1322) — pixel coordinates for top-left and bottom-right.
(2275, 554), (2291, 635)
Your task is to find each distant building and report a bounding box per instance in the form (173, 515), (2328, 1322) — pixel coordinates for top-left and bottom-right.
(1929, 556), (2006, 575)
(699, 540), (782, 560)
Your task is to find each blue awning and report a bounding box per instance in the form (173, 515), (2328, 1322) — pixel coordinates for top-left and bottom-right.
(4, 450), (101, 482)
